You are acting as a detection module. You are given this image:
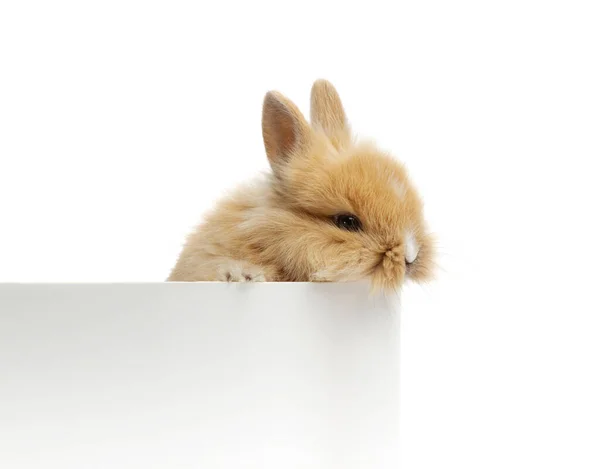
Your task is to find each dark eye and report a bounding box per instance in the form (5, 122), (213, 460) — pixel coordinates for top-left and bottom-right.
(333, 213), (362, 232)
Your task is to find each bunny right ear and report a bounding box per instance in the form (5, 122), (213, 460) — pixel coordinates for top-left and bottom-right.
(262, 91), (311, 172)
(310, 79), (350, 149)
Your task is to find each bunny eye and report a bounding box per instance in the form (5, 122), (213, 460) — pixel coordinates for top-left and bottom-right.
(333, 214), (362, 232)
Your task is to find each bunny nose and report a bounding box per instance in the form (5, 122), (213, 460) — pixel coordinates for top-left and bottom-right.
(405, 232), (419, 264)
(385, 248), (403, 263)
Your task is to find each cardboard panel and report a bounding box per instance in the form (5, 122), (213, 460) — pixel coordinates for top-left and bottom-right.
(0, 283), (399, 469)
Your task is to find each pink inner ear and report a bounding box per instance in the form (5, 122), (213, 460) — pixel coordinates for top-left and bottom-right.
(274, 108), (298, 157)
(263, 91), (310, 168)
(264, 103), (300, 164)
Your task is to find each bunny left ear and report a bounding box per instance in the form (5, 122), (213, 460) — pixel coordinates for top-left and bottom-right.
(262, 90), (312, 173)
(310, 79), (350, 148)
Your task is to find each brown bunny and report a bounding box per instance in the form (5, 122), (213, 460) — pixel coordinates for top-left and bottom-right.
(168, 80), (434, 290)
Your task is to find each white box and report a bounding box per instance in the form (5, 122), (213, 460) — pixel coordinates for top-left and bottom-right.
(0, 283), (399, 469)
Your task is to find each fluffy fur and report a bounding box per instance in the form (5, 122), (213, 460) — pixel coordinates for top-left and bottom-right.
(168, 80), (434, 291)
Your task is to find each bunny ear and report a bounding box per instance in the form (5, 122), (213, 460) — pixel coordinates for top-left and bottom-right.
(262, 91), (311, 171)
(310, 79), (350, 147)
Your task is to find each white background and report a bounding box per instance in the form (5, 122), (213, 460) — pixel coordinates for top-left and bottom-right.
(1, 0), (599, 467)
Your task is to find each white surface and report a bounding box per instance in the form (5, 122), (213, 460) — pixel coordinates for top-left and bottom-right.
(1, 1), (600, 468)
(0, 282), (399, 469)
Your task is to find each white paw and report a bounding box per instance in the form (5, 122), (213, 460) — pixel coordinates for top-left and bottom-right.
(217, 262), (266, 283)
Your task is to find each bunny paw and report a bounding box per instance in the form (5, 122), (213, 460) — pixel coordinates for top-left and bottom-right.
(217, 261), (267, 283)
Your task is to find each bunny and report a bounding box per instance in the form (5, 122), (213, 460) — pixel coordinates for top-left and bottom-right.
(167, 80), (434, 291)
